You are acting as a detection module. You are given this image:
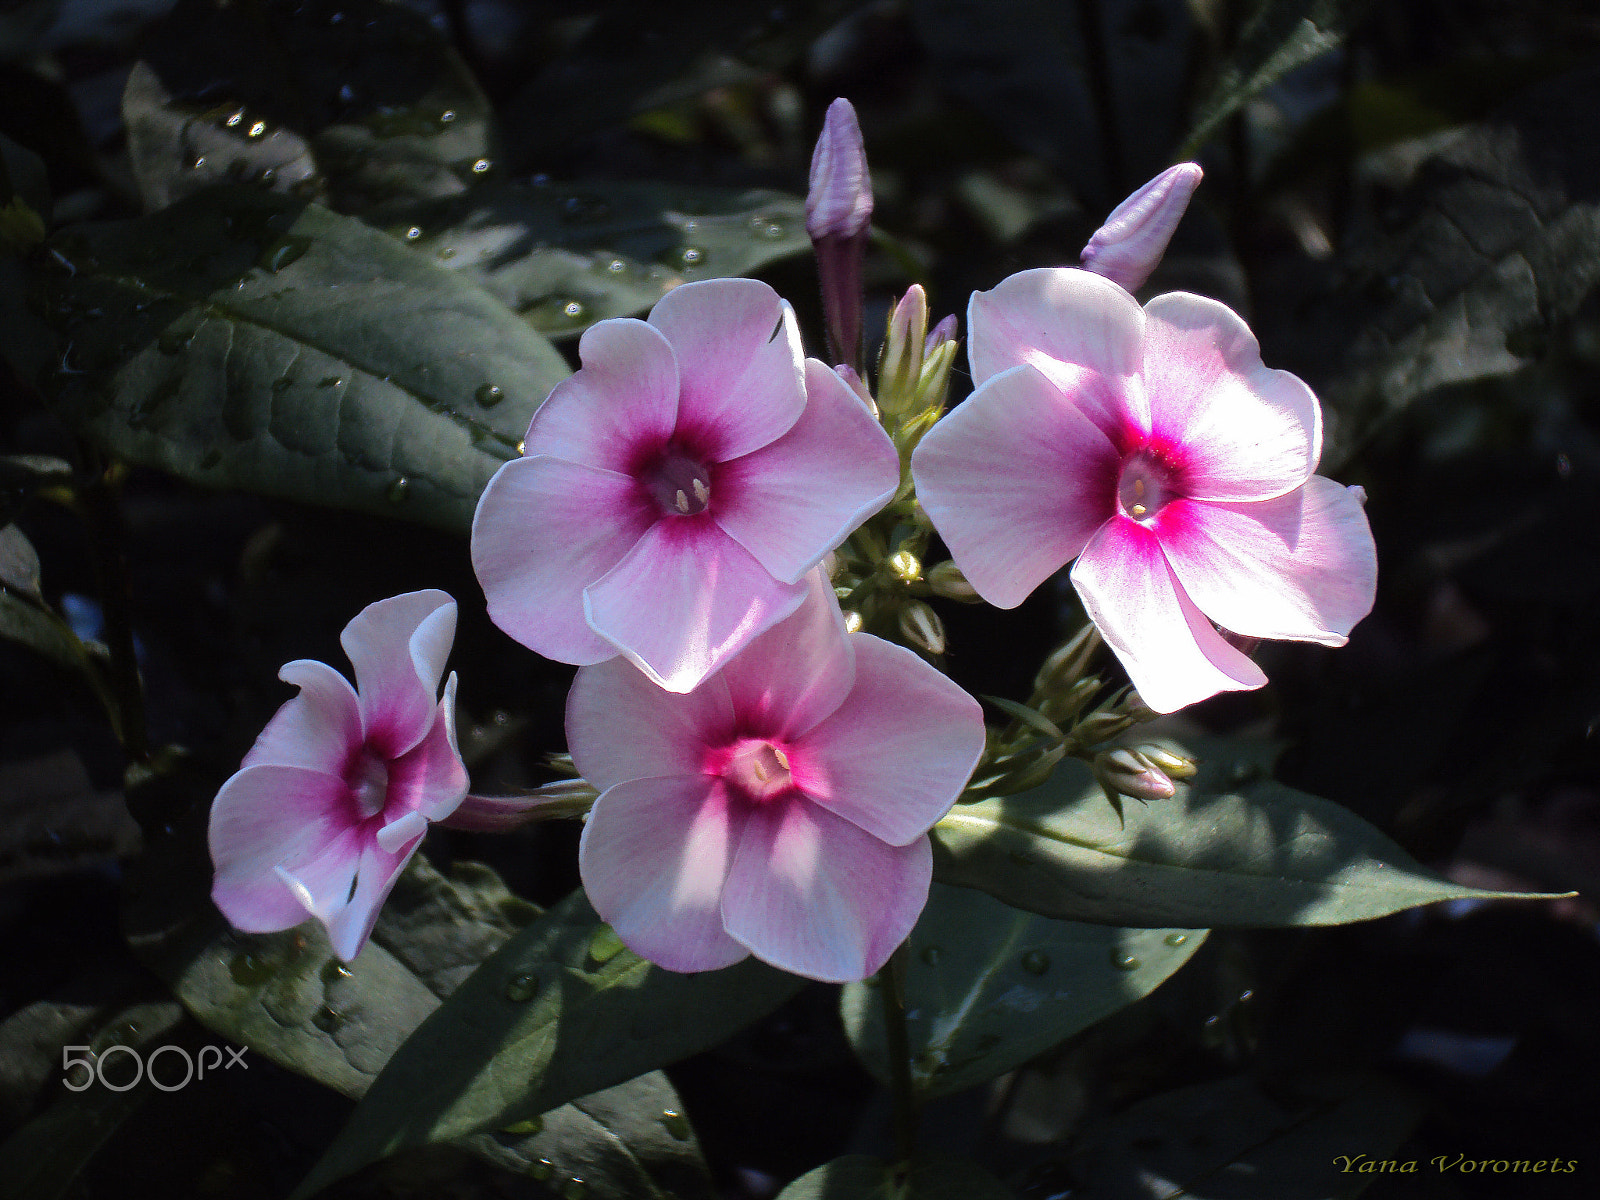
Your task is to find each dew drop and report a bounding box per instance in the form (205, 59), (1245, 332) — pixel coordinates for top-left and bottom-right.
(257, 235), (311, 273)
(1163, 932), (1188, 947)
(247, 120), (268, 138)
(659, 1109), (691, 1140)
(471, 158), (491, 174)
(157, 328), (195, 354)
(1020, 950), (1051, 975)
(678, 246), (705, 266)
(919, 944), (943, 966)
(439, 109), (456, 124)
(505, 972), (539, 1002)
(562, 300), (585, 320)
(321, 959), (353, 983)
(224, 108), (245, 129)
(187, 154), (207, 170)
(386, 477), (410, 504)
(563, 1179), (587, 1200)
(271, 376), (295, 394)
(317, 375), (342, 388)
(587, 924), (625, 966)
(529, 1159), (553, 1181)
(1109, 949), (1141, 971)
(605, 258), (626, 274)
(312, 1004), (341, 1032)
(436, 246), (455, 260)
(474, 383), (504, 407)
(404, 226), (423, 241)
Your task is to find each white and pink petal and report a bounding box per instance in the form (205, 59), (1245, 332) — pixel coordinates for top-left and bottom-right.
(566, 658), (737, 794)
(1071, 518), (1266, 714)
(648, 279), (806, 460)
(241, 659), (362, 773)
(341, 590), (456, 759)
(967, 267), (1148, 438)
(1140, 293), (1320, 503)
(1154, 476), (1376, 645)
(713, 359), (899, 584)
(579, 776), (751, 973)
(912, 363), (1120, 609)
(521, 319), (681, 473)
(794, 635), (984, 846)
(720, 797), (932, 983)
(583, 518), (807, 693)
(472, 456), (657, 668)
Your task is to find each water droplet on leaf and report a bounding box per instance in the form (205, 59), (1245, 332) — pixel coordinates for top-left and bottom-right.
(659, 1110), (691, 1140)
(1109, 950), (1141, 971)
(228, 951), (274, 986)
(1163, 932), (1188, 947)
(505, 972), (538, 1002)
(386, 477), (410, 503)
(312, 1004), (341, 1032)
(257, 235), (311, 273)
(475, 383), (504, 407)
(157, 328), (194, 354)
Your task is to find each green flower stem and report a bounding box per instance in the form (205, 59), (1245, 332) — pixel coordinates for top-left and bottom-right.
(79, 466), (148, 764)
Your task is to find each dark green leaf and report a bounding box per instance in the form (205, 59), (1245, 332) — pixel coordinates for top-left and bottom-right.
(1181, 0), (1367, 158)
(380, 182), (810, 338)
(1295, 65), (1600, 468)
(39, 187), (569, 534)
(470, 1071), (715, 1200)
(1069, 1074), (1425, 1200)
(0, 992), (184, 1200)
(932, 738), (1559, 928)
(912, 0), (1193, 207)
(0, 591), (102, 688)
(123, 0), (493, 214)
(0, 456), (72, 527)
(841, 885), (1204, 1098)
(501, 0), (856, 161)
(294, 887), (803, 1199)
(775, 1153), (1015, 1200)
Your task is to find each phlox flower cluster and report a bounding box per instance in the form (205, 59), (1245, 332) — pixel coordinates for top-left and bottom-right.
(208, 116), (1377, 982)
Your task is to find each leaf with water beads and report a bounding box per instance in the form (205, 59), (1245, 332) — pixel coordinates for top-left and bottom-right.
(294, 887), (802, 1199)
(34, 187), (570, 535)
(374, 181), (811, 338)
(840, 884), (1204, 1099)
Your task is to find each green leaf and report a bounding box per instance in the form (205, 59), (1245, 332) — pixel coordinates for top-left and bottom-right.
(1295, 65), (1600, 468)
(1181, 0), (1367, 157)
(123, 0), (494, 214)
(470, 1071), (715, 1200)
(841, 885), (1204, 1098)
(1068, 1074), (1425, 1200)
(379, 182), (811, 338)
(0, 591), (105, 694)
(0, 992), (185, 1200)
(38, 187), (569, 534)
(775, 1153), (1015, 1200)
(294, 887), (803, 1199)
(912, 0), (1193, 207)
(501, 0), (856, 160)
(0, 525), (43, 602)
(932, 738), (1560, 928)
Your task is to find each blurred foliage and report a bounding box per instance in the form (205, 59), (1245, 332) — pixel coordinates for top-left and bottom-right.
(1, 0), (1598, 1198)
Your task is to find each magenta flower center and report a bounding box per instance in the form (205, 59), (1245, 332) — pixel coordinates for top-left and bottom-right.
(1116, 448), (1179, 524)
(718, 737), (795, 803)
(347, 748), (390, 819)
(643, 449), (713, 517)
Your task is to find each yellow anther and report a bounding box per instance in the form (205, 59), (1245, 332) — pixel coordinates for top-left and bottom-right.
(692, 478), (710, 504)
(1134, 478), (1145, 498)
(674, 489), (690, 514)
(1131, 503), (1147, 517)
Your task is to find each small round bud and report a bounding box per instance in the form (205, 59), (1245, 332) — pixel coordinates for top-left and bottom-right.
(927, 559), (981, 602)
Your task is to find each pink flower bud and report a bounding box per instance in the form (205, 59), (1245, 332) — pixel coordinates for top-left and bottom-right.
(807, 98), (873, 242)
(1079, 163), (1203, 293)
(925, 314), (959, 355)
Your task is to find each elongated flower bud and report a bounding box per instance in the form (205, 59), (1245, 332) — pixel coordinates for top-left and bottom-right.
(878, 285), (929, 416)
(1079, 162), (1202, 293)
(1094, 746), (1176, 802)
(808, 98), (873, 371)
(927, 559), (982, 603)
(899, 599), (946, 655)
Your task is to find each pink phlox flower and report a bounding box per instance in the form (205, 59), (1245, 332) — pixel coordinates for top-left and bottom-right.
(911, 268), (1377, 713)
(209, 590), (468, 961)
(472, 277), (900, 693)
(567, 570), (986, 983)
